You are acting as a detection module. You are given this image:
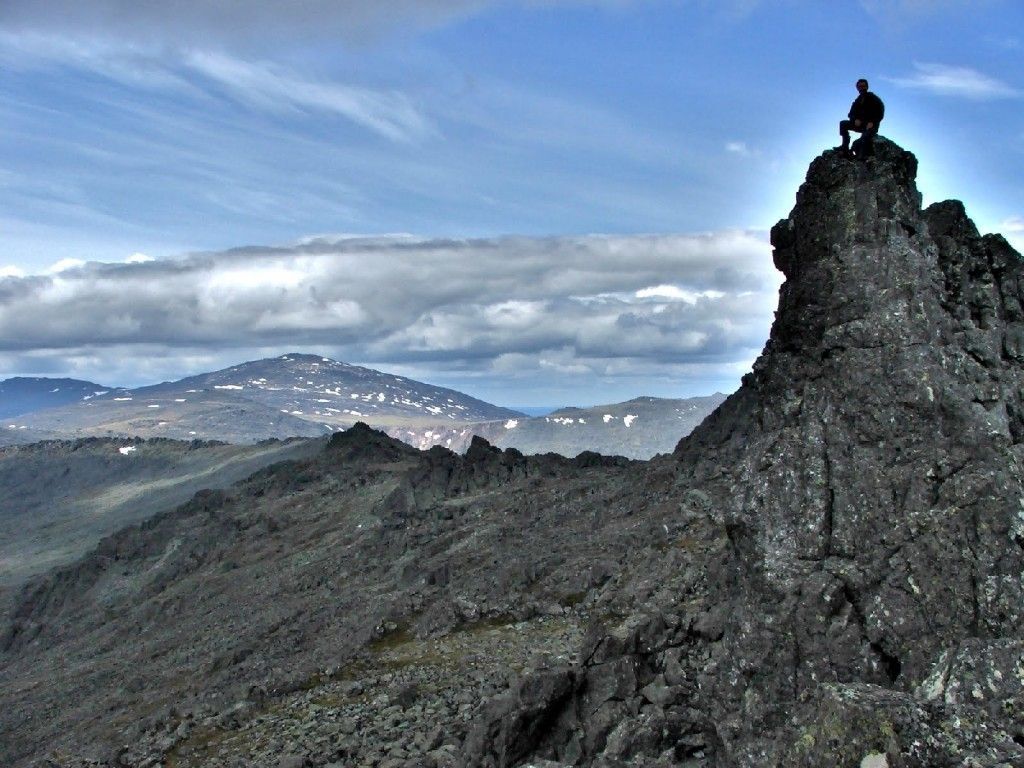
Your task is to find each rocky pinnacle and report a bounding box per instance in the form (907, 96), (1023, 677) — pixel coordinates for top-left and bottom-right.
(671, 138), (1024, 764)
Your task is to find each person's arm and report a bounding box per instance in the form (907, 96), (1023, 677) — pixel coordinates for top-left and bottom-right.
(868, 94), (884, 127)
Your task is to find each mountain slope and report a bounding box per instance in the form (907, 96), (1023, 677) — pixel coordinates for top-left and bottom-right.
(0, 427), (647, 766)
(388, 394), (727, 458)
(2, 140), (1023, 767)
(19, 388), (333, 443)
(0, 436), (321, 596)
(0, 376), (112, 419)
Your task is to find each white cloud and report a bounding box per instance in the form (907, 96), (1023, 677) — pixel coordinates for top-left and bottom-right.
(0, 233), (779, 382)
(126, 252), (154, 263)
(635, 285), (726, 303)
(725, 141), (759, 158)
(205, 264), (308, 292)
(888, 62), (1020, 100)
(0, 266), (26, 278)
(0, 31), (195, 91)
(45, 258), (86, 274)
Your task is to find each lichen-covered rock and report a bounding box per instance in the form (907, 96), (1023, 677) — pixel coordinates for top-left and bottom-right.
(780, 682), (1022, 767)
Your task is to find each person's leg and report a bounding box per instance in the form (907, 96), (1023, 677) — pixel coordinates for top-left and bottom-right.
(839, 119), (853, 150)
(861, 126), (877, 157)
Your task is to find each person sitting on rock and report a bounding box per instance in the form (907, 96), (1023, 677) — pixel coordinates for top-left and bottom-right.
(839, 78), (884, 159)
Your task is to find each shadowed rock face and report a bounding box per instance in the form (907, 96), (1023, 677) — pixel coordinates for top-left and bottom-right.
(669, 139), (1024, 761)
(2, 141), (1023, 768)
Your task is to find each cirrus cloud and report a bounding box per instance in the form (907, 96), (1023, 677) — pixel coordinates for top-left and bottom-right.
(887, 62), (1020, 100)
(0, 1), (490, 45)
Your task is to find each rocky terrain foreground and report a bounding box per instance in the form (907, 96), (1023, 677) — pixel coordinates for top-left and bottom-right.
(3, 139), (1024, 767)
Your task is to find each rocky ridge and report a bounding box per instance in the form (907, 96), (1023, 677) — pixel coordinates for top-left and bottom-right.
(670, 140), (1024, 764)
(1, 139), (1023, 767)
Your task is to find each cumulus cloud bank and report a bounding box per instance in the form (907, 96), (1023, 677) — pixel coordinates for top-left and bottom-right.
(0, 233), (779, 393)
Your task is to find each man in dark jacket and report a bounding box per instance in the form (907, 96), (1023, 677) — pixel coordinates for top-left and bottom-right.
(839, 78), (884, 158)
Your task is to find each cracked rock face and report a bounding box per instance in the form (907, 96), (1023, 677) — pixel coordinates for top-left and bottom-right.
(3, 140), (1024, 768)
(668, 139), (1024, 763)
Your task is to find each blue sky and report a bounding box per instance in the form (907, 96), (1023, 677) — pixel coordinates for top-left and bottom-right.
(1, 0), (1022, 407)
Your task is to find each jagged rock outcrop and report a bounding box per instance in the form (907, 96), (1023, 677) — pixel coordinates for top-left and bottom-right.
(3, 140), (1023, 768)
(462, 139), (1024, 766)
(675, 138), (1024, 764)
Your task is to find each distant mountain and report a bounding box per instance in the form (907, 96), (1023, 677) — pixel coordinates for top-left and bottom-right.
(8, 356), (723, 457)
(16, 354), (523, 443)
(386, 393), (728, 459)
(136, 353), (522, 423)
(0, 377), (113, 419)
(19, 388), (332, 443)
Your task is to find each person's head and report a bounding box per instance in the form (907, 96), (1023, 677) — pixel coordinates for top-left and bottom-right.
(856, 79), (869, 93)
